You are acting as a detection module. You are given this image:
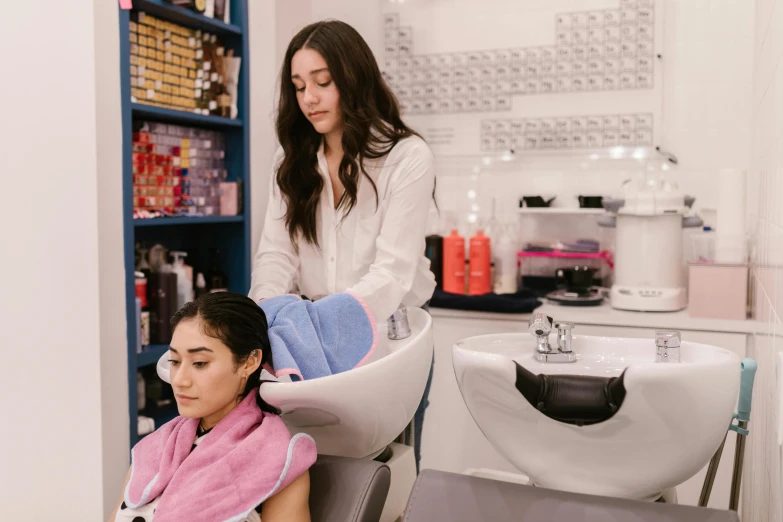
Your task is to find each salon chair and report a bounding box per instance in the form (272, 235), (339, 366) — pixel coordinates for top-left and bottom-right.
(309, 455), (391, 522)
(401, 470), (740, 522)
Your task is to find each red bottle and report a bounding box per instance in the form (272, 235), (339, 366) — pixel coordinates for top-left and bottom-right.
(442, 229), (466, 294)
(468, 230), (492, 295)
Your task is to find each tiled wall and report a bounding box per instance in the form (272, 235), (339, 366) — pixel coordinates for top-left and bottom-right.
(742, 1), (783, 520)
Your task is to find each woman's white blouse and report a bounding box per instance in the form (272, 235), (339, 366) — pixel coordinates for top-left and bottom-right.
(249, 135), (436, 322)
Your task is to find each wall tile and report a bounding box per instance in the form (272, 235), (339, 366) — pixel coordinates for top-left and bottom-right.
(747, 2), (783, 518)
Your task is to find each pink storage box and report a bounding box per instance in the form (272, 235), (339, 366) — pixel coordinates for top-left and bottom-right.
(688, 264), (748, 320)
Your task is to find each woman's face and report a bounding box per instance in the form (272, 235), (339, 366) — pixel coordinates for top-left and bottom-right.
(169, 318), (260, 429)
(291, 47), (342, 136)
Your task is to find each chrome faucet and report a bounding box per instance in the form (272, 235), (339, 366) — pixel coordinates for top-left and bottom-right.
(387, 304), (412, 340)
(655, 330), (681, 363)
(528, 313), (577, 363)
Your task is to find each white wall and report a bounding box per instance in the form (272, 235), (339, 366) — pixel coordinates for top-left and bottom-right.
(276, 0), (313, 69)
(0, 0), (127, 520)
(310, 0), (383, 56)
(93, 0), (131, 517)
(250, 1), (283, 258)
(741, 1), (783, 520)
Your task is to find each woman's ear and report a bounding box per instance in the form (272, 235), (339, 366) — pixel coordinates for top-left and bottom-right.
(244, 349), (263, 376)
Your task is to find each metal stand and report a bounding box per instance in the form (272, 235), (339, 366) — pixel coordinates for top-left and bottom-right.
(698, 359), (757, 511)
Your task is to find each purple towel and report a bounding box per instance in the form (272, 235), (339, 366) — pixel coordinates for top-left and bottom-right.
(125, 391), (317, 521)
(259, 292), (377, 381)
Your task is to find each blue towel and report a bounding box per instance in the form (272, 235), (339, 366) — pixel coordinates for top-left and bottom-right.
(258, 292), (377, 381)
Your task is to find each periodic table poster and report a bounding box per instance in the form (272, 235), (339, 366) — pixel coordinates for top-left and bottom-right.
(379, 0), (664, 157)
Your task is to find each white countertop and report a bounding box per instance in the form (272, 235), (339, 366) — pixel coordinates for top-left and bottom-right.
(430, 302), (762, 334)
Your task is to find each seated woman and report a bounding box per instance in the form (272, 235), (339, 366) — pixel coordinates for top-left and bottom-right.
(110, 292), (316, 522)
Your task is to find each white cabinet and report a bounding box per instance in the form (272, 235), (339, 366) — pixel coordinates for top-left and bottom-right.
(420, 313), (748, 509)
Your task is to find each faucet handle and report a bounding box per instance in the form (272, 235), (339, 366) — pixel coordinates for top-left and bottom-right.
(655, 330), (681, 348)
(554, 321), (575, 353)
(655, 330), (681, 363)
(529, 313), (553, 336)
(554, 321), (575, 331)
(387, 305), (411, 340)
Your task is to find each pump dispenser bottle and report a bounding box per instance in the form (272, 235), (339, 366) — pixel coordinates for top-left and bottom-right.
(170, 251), (194, 309)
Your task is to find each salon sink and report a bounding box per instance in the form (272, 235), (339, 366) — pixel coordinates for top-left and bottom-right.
(260, 307), (433, 459)
(452, 333), (740, 501)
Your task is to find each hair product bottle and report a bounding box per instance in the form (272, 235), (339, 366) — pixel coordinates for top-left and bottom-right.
(468, 230), (492, 295)
(442, 229), (466, 294)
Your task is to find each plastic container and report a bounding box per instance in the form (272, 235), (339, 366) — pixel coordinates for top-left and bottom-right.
(690, 229), (716, 263)
(493, 224), (519, 294)
(468, 230), (491, 295)
(170, 251), (194, 309)
(443, 230), (466, 294)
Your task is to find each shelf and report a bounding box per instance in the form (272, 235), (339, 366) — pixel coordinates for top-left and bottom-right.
(121, 0), (251, 450)
(151, 408), (180, 428)
(518, 208), (605, 215)
(134, 215), (243, 227)
(132, 104), (243, 128)
(138, 344), (169, 368)
(132, 0), (242, 36)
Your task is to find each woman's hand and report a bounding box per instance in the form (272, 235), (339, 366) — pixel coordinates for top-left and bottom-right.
(262, 470), (311, 522)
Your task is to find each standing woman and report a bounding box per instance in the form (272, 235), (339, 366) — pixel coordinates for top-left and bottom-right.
(249, 20), (436, 471)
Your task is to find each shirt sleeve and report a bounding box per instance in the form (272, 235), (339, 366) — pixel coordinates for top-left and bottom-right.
(249, 153), (300, 302)
(345, 140), (435, 322)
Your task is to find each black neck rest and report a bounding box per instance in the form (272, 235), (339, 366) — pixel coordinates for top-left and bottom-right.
(514, 362), (627, 426)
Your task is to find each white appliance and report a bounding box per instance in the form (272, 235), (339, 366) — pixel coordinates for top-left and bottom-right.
(600, 174), (702, 312)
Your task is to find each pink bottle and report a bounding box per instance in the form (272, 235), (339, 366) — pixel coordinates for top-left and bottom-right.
(442, 230), (466, 294)
(468, 230), (491, 295)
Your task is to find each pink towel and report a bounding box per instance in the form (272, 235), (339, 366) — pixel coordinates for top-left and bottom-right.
(125, 391), (317, 521)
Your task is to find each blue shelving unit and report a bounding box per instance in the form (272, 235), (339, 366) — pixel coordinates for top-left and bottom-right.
(131, 103), (244, 128)
(134, 215), (244, 227)
(119, 0), (251, 450)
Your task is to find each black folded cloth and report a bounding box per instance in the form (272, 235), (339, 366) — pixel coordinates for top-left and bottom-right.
(429, 288), (542, 314)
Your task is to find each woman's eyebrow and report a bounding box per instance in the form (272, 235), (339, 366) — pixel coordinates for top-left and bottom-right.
(291, 68), (330, 80)
(168, 346), (214, 354)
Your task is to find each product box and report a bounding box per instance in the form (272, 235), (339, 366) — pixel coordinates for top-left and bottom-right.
(688, 264), (749, 320)
(219, 181), (239, 216)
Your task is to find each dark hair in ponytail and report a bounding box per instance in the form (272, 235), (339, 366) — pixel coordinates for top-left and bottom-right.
(170, 292), (280, 415)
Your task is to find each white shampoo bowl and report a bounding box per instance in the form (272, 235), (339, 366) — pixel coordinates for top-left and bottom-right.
(452, 333), (740, 501)
(260, 307), (433, 458)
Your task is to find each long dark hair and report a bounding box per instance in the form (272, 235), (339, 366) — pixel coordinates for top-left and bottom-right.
(171, 292), (279, 415)
(276, 19), (421, 249)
